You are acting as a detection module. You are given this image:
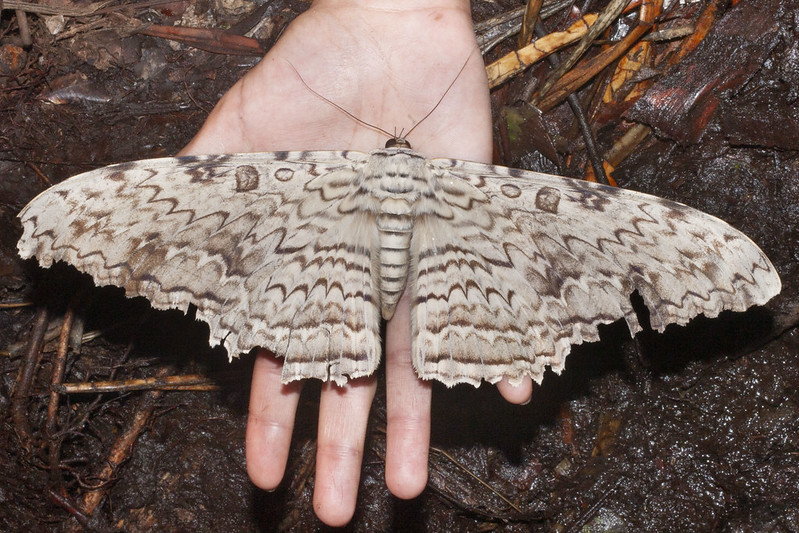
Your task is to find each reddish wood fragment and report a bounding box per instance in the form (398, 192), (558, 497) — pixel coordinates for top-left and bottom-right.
(592, 0), (661, 123)
(626, 0), (783, 144)
(602, 41), (652, 105)
(139, 25), (264, 56)
(671, 0), (720, 63)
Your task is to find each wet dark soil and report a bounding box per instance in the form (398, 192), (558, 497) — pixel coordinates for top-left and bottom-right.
(1, 1), (797, 531)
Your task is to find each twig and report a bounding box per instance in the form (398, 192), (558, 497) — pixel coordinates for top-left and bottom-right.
(518, 0), (544, 48)
(2, 0), (112, 17)
(602, 0), (720, 168)
(48, 490), (91, 528)
(430, 446), (522, 513)
(535, 0), (630, 101)
(486, 14), (598, 89)
(0, 300), (33, 308)
(535, 20), (610, 185)
(76, 367), (171, 521)
(604, 122), (651, 167)
(47, 298), (79, 485)
(25, 160), (53, 187)
(57, 374), (219, 394)
(476, 0), (576, 54)
(138, 25), (264, 56)
(534, 20), (653, 112)
(476, 6), (525, 53)
(15, 9), (31, 47)
(3, 0), (172, 17)
(11, 306), (49, 442)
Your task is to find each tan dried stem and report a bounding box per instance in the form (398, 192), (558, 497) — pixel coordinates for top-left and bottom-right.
(58, 374), (219, 394)
(486, 14), (598, 89)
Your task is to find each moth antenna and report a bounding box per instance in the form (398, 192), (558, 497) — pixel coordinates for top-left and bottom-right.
(403, 50), (474, 140)
(287, 49), (474, 145)
(287, 61), (395, 140)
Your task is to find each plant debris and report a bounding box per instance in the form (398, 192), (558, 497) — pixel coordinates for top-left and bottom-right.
(1, 0), (797, 530)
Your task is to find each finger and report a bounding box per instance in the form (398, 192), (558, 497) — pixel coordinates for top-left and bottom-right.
(313, 377), (376, 527)
(246, 349), (303, 489)
(385, 289), (431, 499)
(496, 375), (533, 405)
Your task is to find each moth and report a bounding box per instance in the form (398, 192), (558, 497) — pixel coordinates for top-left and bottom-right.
(17, 140), (781, 386)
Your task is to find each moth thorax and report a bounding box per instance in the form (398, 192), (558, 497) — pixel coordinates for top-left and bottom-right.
(385, 137), (412, 149)
(376, 204), (413, 320)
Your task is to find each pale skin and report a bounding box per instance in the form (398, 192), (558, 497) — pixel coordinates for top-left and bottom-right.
(180, 0), (533, 526)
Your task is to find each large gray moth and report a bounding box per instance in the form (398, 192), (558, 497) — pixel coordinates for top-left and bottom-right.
(17, 146), (781, 386)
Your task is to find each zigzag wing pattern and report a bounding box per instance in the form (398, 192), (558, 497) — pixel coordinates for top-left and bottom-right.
(18, 148), (781, 387)
(411, 158), (781, 386)
(17, 151), (382, 385)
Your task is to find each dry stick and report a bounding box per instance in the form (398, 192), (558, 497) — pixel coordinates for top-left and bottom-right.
(599, 0), (662, 106)
(77, 367), (171, 520)
(535, 20), (652, 112)
(3, 0), (172, 17)
(26, 160), (53, 187)
(3, 0), (103, 17)
(477, 0), (576, 54)
(604, 122), (652, 168)
(48, 490), (91, 529)
(476, 6), (525, 53)
(535, 0), (630, 101)
(517, 0), (544, 48)
(11, 306), (49, 442)
(430, 446), (522, 513)
(68, 308), (86, 355)
(15, 9), (31, 46)
(597, 0), (662, 124)
(54, 343), (136, 445)
(535, 20), (610, 185)
(0, 301), (33, 308)
(137, 25), (264, 56)
(58, 374), (219, 394)
(47, 300), (78, 486)
(485, 14), (598, 89)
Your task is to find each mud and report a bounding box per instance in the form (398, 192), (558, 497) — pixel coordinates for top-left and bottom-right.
(1, 1), (797, 531)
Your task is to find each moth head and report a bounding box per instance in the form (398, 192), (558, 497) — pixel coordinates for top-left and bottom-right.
(385, 137), (412, 150)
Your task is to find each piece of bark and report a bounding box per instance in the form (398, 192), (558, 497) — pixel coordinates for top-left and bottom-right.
(626, 0), (786, 144)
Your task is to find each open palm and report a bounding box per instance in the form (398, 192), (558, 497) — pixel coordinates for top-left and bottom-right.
(180, 0), (531, 526)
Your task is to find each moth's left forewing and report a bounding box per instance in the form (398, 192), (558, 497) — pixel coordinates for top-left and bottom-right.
(412, 157), (781, 386)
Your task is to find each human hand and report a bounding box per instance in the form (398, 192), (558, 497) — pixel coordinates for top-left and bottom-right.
(180, 0), (533, 526)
